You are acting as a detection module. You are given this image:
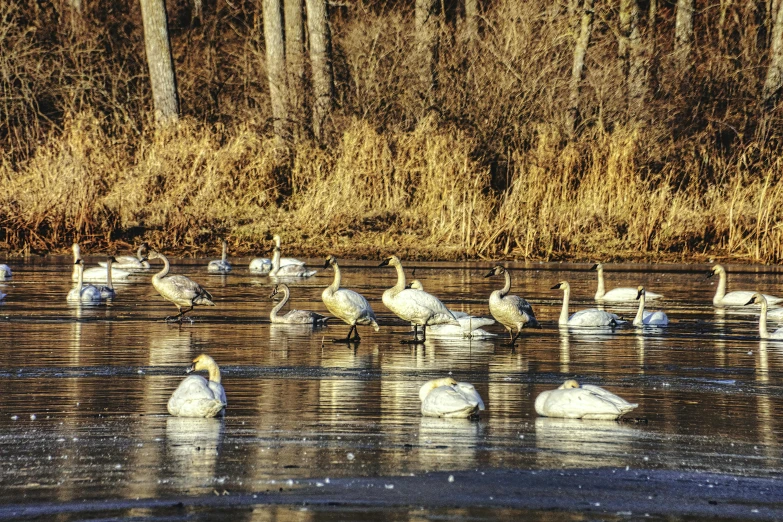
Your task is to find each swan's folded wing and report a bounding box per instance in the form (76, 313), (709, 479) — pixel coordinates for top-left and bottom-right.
(580, 385), (638, 411)
(454, 382), (485, 410)
(422, 386), (480, 417)
(456, 315), (495, 331)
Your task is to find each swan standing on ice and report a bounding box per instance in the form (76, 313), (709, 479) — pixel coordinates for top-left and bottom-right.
(99, 243), (150, 270)
(249, 235), (304, 274)
(708, 264), (782, 306)
(67, 260), (103, 303)
(745, 293), (783, 339)
(419, 377), (485, 418)
(485, 265), (539, 345)
(0, 264), (11, 279)
(535, 379), (638, 420)
(591, 263), (662, 302)
(633, 286), (668, 327)
(148, 250), (215, 322)
(167, 354), (227, 418)
(71, 243), (131, 283)
(270, 283), (329, 325)
(99, 256), (118, 300)
(322, 255), (379, 342)
(379, 256), (458, 344)
(207, 240), (232, 274)
(407, 279), (495, 338)
(551, 281), (623, 327)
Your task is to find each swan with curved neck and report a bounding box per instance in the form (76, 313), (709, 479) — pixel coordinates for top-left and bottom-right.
(207, 240), (232, 273)
(71, 243), (131, 283)
(270, 245), (316, 277)
(379, 256), (457, 344)
(99, 243), (150, 269)
(708, 264), (782, 306)
(551, 281), (622, 327)
(485, 265), (539, 345)
(270, 283), (329, 325)
(633, 285), (668, 326)
(148, 250), (215, 322)
(167, 354), (227, 417)
(67, 259), (103, 303)
(745, 293), (783, 339)
(591, 263), (662, 302)
(322, 255), (379, 342)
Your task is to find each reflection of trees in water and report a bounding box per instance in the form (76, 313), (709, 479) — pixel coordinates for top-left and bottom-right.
(534, 417), (640, 469)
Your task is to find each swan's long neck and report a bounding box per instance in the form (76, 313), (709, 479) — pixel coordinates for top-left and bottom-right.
(153, 254), (170, 281)
(715, 270), (728, 302)
(136, 245), (145, 261)
(393, 262), (407, 292)
(500, 270), (511, 297)
(106, 259), (114, 290)
(329, 262), (342, 292)
(558, 285), (570, 325)
(271, 247), (281, 272)
(595, 266), (605, 299)
(76, 264), (85, 293)
(72, 246), (81, 279)
(758, 297), (769, 339)
(221, 242), (227, 262)
(271, 285), (289, 319)
(207, 362), (222, 383)
(633, 291), (646, 326)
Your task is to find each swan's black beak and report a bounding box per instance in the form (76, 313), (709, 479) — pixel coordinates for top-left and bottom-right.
(323, 259), (331, 269)
(706, 270), (716, 279)
(744, 297), (756, 306)
(483, 269), (495, 278)
(550, 283), (561, 290)
(589, 263), (598, 270)
(636, 289), (643, 300)
(270, 285), (279, 299)
(378, 258), (391, 267)
(185, 364), (196, 374)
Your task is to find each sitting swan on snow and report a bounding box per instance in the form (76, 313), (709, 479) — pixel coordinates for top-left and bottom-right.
(633, 285), (668, 327)
(551, 280), (623, 327)
(408, 280), (495, 338)
(745, 293), (783, 340)
(708, 264), (782, 306)
(167, 354), (227, 418)
(270, 283), (329, 325)
(419, 377), (485, 418)
(535, 379), (638, 420)
(591, 262), (662, 302)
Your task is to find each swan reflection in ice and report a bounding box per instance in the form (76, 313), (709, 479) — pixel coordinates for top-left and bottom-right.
(165, 416), (224, 490)
(416, 416), (484, 469)
(534, 417), (641, 468)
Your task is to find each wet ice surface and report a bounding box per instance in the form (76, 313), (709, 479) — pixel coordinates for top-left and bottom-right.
(0, 258), (782, 520)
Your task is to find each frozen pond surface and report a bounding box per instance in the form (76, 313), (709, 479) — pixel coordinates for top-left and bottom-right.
(0, 256), (782, 520)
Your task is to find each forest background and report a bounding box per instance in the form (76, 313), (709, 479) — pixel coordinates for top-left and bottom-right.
(3, 0), (783, 262)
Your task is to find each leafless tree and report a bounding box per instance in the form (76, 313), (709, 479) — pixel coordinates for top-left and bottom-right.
(263, 0), (289, 141)
(285, 0), (307, 141)
(139, 0), (179, 125)
(619, 0), (647, 120)
(305, 0), (334, 141)
(567, 0), (595, 136)
(415, 0), (438, 104)
(674, 0), (694, 74)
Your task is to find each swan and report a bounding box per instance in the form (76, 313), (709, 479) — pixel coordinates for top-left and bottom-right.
(708, 264), (782, 306)
(633, 285), (668, 326)
(270, 245), (316, 278)
(67, 260), (103, 303)
(98, 256), (118, 300)
(207, 240), (232, 274)
(167, 354), (227, 418)
(535, 379), (638, 420)
(98, 243), (150, 270)
(322, 255), (379, 342)
(270, 283), (329, 325)
(71, 243), (131, 283)
(745, 293), (783, 339)
(485, 265), (540, 345)
(251, 234), (306, 274)
(0, 264), (11, 280)
(591, 263), (662, 302)
(551, 281), (623, 327)
(407, 280), (495, 338)
(379, 256), (459, 343)
(148, 250), (215, 322)
(419, 377), (485, 418)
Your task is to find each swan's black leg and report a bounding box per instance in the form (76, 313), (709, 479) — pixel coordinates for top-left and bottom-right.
(333, 324), (359, 343)
(401, 324), (425, 344)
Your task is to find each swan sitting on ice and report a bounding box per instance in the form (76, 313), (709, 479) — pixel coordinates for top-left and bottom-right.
(551, 281), (623, 327)
(408, 280), (495, 338)
(708, 264), (782, 306)
(745, 293), (783, 340)
(98, 243), (150, 270)
(249, 235), (304, 274)
(0, 264), (12, 280)
(207, 240), (232, 274)
(270, 283), (329, 325)
(591, 263), (662, 302)
(419, 377), (485, 418)
(71, 243), (131, 283)
(633, 285), (668, 326)
(535, 379), (638, 420)
(167, 354), (227, 418)
(67, 260), (103, 303)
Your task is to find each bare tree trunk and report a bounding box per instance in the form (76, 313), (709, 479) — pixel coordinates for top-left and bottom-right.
(415, 0), (438, 104)
(619, 0), (646, 120)
(263, 0), (289, 141)
(567, 0), (595, 137)
(285, 0), (307, 141)
(139, 0), (179, 125)
(305, 0), (334, 141)
(464, 0), (478, 38)
(674, 0), (694, 74)
(764, 0), (783, 100)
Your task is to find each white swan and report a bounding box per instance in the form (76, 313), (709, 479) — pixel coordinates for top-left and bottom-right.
(535, 379), (638, 420)
(98, 243), (150, 269)
(551, 281), (623, 327)
(322, 255), (379, 342)
(407, 280), (495, 338)
(0, 264), (11, 280)
(99, 256), (117, 300)
(250, 234), (306, 274)
(270, 246), (316, 278)
(745, 293), (783, 339)
(485, 265), (540, 345)
(71, 243), (131, 283)
(67, 260), (103, 303)
(379, 256), (458, 343)
(708, 264), (782, 306)
(270, 283), (329, 325)
(149, 250), (215, 322)
(207, 240), (232, 274)
(167, 354), (227, 418)
(419, 377), (485, 418)
(633, 285), (668, 326)
(591, 262), (662, 302)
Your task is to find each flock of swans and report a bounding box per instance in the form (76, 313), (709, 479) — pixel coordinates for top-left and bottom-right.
(1, 237), (780, 421)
